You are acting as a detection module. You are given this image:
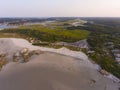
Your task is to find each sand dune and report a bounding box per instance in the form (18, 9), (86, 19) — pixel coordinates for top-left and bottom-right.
(0, 38), (119, 90)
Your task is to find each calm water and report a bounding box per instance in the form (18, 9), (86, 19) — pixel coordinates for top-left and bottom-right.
(0, 25), (14, 30)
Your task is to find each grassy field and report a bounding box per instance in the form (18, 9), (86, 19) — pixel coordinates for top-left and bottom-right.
(0, 32), (28, 38)
(1, 25), (89, 42)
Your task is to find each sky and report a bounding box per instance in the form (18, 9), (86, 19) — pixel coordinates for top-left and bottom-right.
(0, 0), (120, 17)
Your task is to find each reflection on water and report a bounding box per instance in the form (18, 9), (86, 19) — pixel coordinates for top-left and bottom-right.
(0, 25), (15, 30)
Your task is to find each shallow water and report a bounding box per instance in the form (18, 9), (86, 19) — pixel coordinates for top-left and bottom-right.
(0, 25), (15, 30)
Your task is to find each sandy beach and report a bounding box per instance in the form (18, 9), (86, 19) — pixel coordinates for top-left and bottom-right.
(0, 38), (119, 90)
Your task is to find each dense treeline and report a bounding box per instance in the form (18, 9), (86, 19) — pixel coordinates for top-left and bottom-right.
(82, 17), (120, 27)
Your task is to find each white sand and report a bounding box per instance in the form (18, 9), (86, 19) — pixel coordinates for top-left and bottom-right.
(0, 38), (119, 90)
(11, 38), (99, 68)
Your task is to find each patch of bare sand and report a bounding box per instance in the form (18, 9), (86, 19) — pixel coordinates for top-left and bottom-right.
(0, 38), (119, 90)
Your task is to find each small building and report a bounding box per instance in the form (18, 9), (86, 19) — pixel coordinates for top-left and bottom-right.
(115, 58), (120, 63)
(111, 49), (120, 53)
(87, 51), (95, 54)
(114, 54), (120, 58)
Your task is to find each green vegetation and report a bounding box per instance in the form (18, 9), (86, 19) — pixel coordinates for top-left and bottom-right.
(1, 25), (89, 43)
(0, 32), (28, 38)
(67, 21), (120, 78)
(0, 18), (120, 79)
(33, 43), (81, 51)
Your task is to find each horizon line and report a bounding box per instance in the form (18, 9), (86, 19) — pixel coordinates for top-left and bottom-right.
(0, 16), (120, 18)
